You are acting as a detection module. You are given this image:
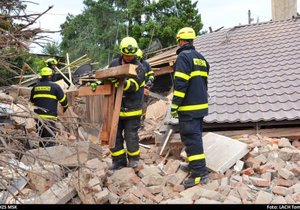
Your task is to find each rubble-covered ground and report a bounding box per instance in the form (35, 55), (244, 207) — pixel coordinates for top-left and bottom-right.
(0, 90), (299, 204)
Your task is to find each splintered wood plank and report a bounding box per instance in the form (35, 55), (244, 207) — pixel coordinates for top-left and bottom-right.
(78, 84), (112, 96)
(203, 132), (249, 174)
(108, 79), (124, 148)
(65, 89), (78, 107)
(100, 86), (115, 143)
(259, 127), (300, 139)
(95, 64), (138, 79)
(208, 127), (300, 140)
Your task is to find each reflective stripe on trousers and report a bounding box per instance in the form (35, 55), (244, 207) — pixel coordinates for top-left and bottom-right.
(110, 117), (141, 161)
(179, 116), (207, 175)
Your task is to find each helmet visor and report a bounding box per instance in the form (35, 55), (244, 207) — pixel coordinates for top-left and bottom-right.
(121, 45), (138, 55)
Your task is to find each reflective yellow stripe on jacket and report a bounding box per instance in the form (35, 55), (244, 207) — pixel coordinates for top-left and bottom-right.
(33, 94), (57, 100)
(178, 103), (208, 112)
(174, 90), (185, 98)
(190, 70), (208, 78)
(124, 78), (139, 92)
(175, 70), (208, 80)
(59, 94), (67, 103)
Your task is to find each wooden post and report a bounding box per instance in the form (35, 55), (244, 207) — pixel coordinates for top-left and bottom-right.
(108, 79), (124, 148)
(99, 83), (114, 143)
(77, 64), (138, 147)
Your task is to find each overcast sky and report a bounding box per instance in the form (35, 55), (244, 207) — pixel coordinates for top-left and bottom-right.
(26, 0), (299, 53)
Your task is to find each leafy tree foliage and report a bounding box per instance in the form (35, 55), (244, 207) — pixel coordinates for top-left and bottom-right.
(0, 0), (53, 85)
(60, 0), (202, 68)
(42, 42), (62, 57)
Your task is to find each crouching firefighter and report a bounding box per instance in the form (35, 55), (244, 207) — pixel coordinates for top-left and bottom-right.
(30, 67), (69, 147)
(108, 36), (146, 170)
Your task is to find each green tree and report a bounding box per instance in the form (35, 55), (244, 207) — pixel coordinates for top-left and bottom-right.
(0, 0), (54, 85)
(42, 42), (62, 56)
(60, 0), (202, 67)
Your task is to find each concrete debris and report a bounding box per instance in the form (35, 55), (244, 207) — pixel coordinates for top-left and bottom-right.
(0, 89), (299, 204)
(1, 132), (298, 204)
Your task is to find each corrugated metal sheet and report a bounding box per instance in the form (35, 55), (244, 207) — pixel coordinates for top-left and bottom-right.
(148, 17), (300, 124)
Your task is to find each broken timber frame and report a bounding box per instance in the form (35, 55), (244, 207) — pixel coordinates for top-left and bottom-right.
(78, 64), (138, 148)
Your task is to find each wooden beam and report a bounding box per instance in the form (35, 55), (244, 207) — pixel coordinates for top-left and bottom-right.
(79, 64), (139, 146)
(65, 89), (78, 107)
(95, 64), (138, 79)
(78, 84), (112, 97)
(159, 128), (173, 156)
(206, 127), (300, 140)
(100, 86), (115, 143)
(108, 79), (124, 148)
(154, 66), (173, 76)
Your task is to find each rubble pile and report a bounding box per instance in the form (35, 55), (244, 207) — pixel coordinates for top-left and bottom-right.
(0, 131), (299, 204)
(0, 88), (299, 204)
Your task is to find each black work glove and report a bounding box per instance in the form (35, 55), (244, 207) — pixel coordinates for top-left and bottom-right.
(146, 77), (154, 89)
(108, 78), (119, 88)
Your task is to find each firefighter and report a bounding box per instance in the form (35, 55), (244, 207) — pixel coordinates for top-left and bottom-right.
(136, 49), (154, 88)
(136, 48), (155, 126)
(108, 37), (146, 170)
(45, 58), (59, 82)
(30, 67), (69, 147)
(171, 27), (210, 188)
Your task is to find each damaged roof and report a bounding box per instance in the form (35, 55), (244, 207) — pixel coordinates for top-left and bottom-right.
(148, 17), (300, 124)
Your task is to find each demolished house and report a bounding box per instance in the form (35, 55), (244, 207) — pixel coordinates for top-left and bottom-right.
(0, 2), (300, 205)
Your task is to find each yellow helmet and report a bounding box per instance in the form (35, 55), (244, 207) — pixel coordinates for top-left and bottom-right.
(40, 67), (53, 76)
(176, 27), (196, 42)
(136, 49), (143, 60)
(45, 58), (58, 67)
(119, 37), (138, 56)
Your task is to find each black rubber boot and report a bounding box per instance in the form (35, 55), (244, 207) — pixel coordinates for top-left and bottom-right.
(128, 160), (140, 168)
(180, 162), (191, 173)
(109, 159), (127, 171)
(182, 175), (209, 189)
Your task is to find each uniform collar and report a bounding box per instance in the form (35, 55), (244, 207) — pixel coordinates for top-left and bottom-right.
(176, 44), (195, 55)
